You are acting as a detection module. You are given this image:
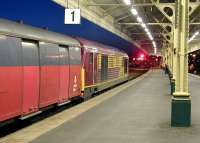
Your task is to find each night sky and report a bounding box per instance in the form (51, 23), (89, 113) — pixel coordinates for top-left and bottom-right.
(0, 0), (139, 55)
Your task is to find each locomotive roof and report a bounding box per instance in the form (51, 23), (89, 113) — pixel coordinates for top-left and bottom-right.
(77, 38), (128, 57)
(0, 18), (80, 46)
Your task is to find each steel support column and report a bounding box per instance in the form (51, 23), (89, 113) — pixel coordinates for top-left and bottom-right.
(171, 0), (191, 127)
(170, 44), (173, 73)
(171, 27), (178, 95)
(167, 44), (172, 73)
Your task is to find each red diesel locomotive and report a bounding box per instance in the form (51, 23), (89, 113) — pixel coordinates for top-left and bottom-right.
(0, 19), (128, 123)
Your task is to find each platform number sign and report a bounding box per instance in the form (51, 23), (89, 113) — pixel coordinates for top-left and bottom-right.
(65, 9), (81, 24)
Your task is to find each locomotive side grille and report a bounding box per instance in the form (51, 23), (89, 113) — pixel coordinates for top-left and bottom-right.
(98, 53), (102, 69)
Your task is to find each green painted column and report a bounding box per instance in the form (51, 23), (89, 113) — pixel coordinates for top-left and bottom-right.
(171, 0), (191, 127)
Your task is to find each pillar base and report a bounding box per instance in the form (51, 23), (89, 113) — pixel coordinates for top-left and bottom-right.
(171, 95), (191, 127)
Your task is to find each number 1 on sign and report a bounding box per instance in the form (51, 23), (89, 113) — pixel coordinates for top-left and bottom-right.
(65, 9), (81, 24)
(71, 11), (75, 21)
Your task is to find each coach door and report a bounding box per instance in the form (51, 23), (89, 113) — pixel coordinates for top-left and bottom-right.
(21, 41), (40, 115)
(58, 46), (70, 103)
(39, 42), (60, 108)
(69, 47), (82, 98)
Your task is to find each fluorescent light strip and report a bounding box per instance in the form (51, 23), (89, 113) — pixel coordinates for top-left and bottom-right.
(129, 7), (157, 54)
(154, 47), (157, 55)
(122, 0), (131, 5)
(141, 23), (146, 28)
(131, 8), (138, 16)
(136, 16), (143, 23)
(189, 31), (199, 43)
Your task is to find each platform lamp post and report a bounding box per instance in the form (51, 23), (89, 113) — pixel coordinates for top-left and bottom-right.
(171, 0), (191, 127)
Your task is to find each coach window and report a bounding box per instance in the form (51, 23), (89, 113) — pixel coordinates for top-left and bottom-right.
(39, 42), (59, 66)
(59, 45), (69, 65)
(69, 47), (81, 65)
(0, 36), (21, 67)
(21, 40), (39, 66)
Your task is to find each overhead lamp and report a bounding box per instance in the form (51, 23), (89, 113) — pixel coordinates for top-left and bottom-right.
(122, 0), (131, 5)
(147, 31), (151, 36)
(194, 31), (199, 36)
(131, 8), (138, 16)
(141, 23), (146, 28)
(154, 48), (157, 55)
(149, 35), (153, 41)
(153, 41), (156, 48)
(137, 17), (143, 23)
(145, 28), (149, 33)
(189, 31), (199, 43)
(128, 3), (157, 50)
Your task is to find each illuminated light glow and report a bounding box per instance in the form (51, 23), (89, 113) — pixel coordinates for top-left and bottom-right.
(141, 23), (146, 28)
(145, 28), (149, 33)
(122, 0), (131, 5)
(75, 47), (80, 51)
(194, 31), (199, 36)
(154, 48), (157, 55)
(152, 41), (157, 48)
(189, 31), (199, 43)
(137, 54), (145, 61)
(149, 35), (153, 41)
(131, 8), (138, 16)
(128, 4), (157, 51)
(147, 31), (151, 37)
(193, 54), (196, 58)
(140, 54), (144, 58)
(137, 17), (143, 23)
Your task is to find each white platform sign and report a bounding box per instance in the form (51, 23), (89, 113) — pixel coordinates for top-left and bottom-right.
(65, 9), (81, 24)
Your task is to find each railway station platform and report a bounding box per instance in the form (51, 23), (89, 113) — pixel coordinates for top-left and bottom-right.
(1, 70), (200, 143)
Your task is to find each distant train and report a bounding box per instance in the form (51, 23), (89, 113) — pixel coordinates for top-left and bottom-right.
(0, 19), (129, 123)
(129, 54), (161, 68)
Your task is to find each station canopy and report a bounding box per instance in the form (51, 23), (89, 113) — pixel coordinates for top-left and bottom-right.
(88, 0), (200, 54)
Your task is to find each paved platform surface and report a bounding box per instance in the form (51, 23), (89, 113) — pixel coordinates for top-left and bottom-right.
(30, 70), (200, 143)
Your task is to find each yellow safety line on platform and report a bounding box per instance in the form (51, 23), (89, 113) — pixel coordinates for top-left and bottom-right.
(0, 70), (151, 143)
